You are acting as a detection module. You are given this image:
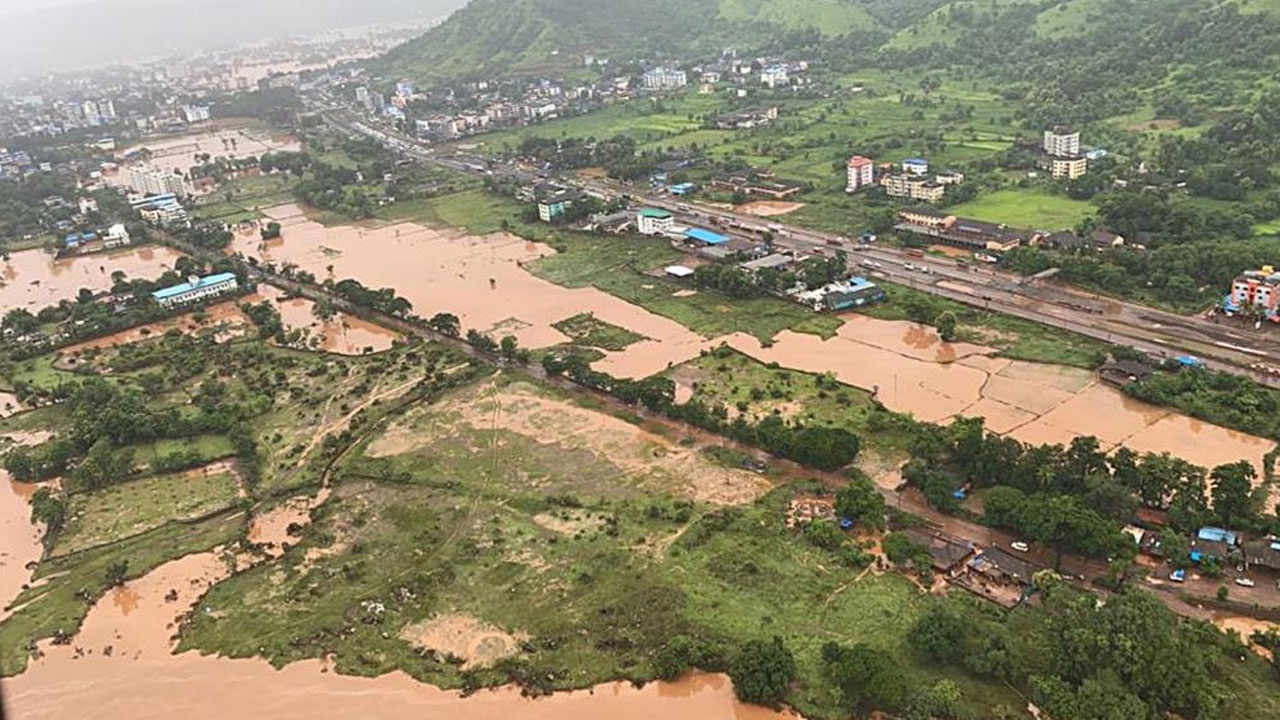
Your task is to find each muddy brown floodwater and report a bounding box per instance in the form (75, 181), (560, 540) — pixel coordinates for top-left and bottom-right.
(4, 540), (794, 720)
(0, 469), (43, 620)
(0, 433), (55, 622)
(0, 245), (186, 313)
(57, 283), (396, 357)
(3, 209), (1275, 717)
(230, 207), (1277, 488)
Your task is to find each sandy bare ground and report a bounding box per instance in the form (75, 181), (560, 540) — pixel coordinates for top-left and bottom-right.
(369, 380), (771, 506)
(399, 614), (529, 669)
(1215, 616), (1277, 660)
(736, 201), (805, 217)
(533, 511), (608, 535)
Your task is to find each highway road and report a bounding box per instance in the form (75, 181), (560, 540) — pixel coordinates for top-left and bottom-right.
(309, 97), (1280, 388)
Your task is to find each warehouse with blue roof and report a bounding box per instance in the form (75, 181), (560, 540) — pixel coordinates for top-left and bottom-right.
(683, 227), (729, 245)
(152, 272), (239, 309)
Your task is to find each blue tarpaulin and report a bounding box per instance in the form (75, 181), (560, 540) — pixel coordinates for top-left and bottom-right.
(684, 228), (729, 245)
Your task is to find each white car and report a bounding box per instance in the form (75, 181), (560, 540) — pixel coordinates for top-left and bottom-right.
(1235, 578), (1256, 588)
(1010, 542), (1030, 553)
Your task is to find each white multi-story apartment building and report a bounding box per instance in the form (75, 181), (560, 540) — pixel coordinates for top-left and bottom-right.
(1050, 156), (1088, 179)
(846, 155), (874, 193)
(760, 65), (789, 88)
(1043, 127), (1081, 158)
(642, 67), (687, 91)
(128, 165), (186, 198)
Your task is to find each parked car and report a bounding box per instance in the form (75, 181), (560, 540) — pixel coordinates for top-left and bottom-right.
(1010, 541), (1029, 553)
(1235, 577), (1256, 588)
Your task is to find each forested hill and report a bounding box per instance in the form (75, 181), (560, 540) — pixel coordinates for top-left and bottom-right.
(374, 0), (954, 80)
(376, 0), (1280, 108)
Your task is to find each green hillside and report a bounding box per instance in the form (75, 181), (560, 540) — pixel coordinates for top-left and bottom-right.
(1033, 0), (1108, 38)
(376, 0), (752, 80)
(883, 0), (1040, 50)
(718, 0), (881, 35)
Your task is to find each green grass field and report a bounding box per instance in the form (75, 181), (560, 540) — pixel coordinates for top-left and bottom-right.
(375, 189), (529, 235)
(946, 189), (1094, 230)
(54, 465), (242, 556)
(1033, 0), (1108, 38)
(193, 174), (297, 222)
(1254, 218), (1280, 236)
(666, 347), (890, 437)
(552, 313), (648, 351)
(718, 0), (880, 35)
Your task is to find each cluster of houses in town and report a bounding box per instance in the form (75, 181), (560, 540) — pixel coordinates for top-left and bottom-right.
(787, 493), (1280, 609)
(845, 127), (1090, 203)
(60, 223), (131, 255)
(846, 154), (966, 202)
(346, 45), (808, 144)
(630, 206), (885, 312)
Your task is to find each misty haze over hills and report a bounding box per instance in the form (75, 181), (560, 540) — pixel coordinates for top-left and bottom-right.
(0, 0), (469, 77)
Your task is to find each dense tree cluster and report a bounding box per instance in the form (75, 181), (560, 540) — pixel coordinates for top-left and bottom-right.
(542, 349), (861, 471)
(905, 588), (1232, 720)
(728, 636), (795, 707)
(1126, 366), (1280, 442)
(329, 279), (413, 318)
(904, 416), (1274, 560)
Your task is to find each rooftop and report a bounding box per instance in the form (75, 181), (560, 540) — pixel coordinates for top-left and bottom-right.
(741, 253), (793, 272)
(151, 272), (237, 301)
(638, 208), (672, 219)
(684, 227), (729, 245)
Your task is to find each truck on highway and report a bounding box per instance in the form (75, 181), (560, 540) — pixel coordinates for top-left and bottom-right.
(905, 249), (925, 259)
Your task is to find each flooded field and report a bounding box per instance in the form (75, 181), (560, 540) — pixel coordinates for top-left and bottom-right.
(0, 470), (43, 620)
(0, 432), (56, 621)
(228, 207), (1278, 481)
(0, 245), (185, 313)
(58, 283), (395, 357)
(233, 206), (713, 373)
(728, 319), (1276, 476)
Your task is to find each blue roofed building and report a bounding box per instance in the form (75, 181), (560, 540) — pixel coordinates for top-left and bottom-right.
(903, 157), (929, 175)
(683, 227), (729, 245)
(1197, 527), (1238, 545)
(1190, 526), (1239, 565)
(151, 273), (239, 309)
